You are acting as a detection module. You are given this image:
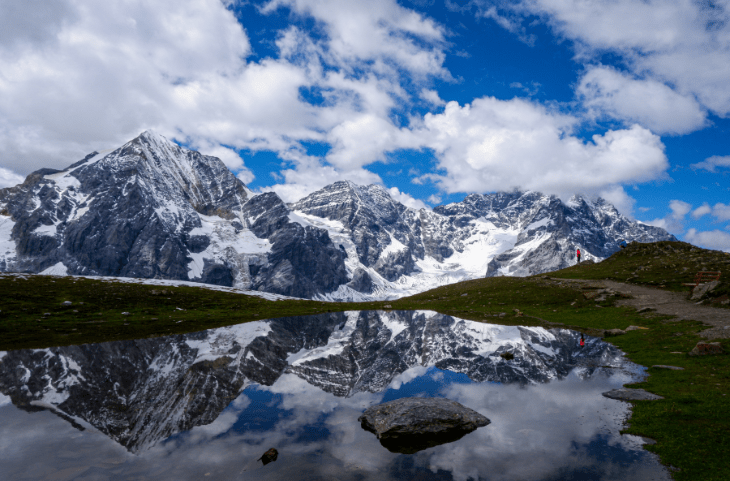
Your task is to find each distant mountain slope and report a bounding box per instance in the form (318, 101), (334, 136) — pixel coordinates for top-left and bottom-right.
(0, 132), (674, 300)
(289, 182), (674, 300)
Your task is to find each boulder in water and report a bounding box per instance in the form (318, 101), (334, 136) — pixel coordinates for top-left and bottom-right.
(358, 397), (490, 454)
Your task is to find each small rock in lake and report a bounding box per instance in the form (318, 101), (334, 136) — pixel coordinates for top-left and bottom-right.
(689, 341), (724, 356)
(602, 388), (664, 401)
(358, 397), (490, 454)
(258, 448), (278, 465)
(652, 365), (684, 370)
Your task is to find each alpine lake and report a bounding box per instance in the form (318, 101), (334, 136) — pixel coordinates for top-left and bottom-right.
(0, 310), (671, 480)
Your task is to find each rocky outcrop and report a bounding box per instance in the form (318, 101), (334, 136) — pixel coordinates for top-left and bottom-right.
(358, 397), (490, 453)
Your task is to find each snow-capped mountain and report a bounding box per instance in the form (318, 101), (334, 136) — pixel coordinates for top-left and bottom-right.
(288, 182), (673, 300)
(0, 311), (622, 452)
(0, 131), (348, 298)
(0, 131), (674, 300)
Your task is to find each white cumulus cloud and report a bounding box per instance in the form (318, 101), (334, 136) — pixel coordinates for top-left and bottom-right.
(692, 203), (712, 219)
(501, 0), (730, 133)
(578, 66), (706, 135)
(388, 186), (429, 210)
(684, 228), (730, 252)
(691, 155), (730, 172)
(0, 166), (25, 188)
(406, 97), (668, 200)
(643, 199), (692, 234)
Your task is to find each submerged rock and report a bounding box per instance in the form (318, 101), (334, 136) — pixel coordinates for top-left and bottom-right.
(602, 388), (664, 401)
(358, 397), (490, 454)
(258, 448), (278, 466)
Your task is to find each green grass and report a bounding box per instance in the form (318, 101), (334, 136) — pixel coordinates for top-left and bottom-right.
(0, 275), (383, 350)
(1, 240), (729, 479)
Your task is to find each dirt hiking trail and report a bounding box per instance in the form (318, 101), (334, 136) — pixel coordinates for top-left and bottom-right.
(557, 279), (730, 340)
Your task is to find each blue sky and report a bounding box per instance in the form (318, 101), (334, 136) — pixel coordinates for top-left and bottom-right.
(0, 0), (729, 251)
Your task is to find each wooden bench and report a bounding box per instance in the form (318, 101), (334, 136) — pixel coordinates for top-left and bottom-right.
(682, 271), (721, 288)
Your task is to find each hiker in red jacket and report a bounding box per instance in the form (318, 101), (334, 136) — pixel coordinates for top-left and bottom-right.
(577, 248), (581, 264)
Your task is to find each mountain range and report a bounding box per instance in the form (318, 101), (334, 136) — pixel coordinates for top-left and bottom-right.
(0, 131), (675, 300)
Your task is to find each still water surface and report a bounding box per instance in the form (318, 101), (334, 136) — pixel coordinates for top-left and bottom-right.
(0, 310), (669, 480)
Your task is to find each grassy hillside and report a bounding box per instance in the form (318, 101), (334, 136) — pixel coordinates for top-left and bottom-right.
(552, 240), (730, 302)
(0, 275), (384, 350)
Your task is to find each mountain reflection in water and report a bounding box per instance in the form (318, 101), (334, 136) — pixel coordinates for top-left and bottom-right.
(0, 310), (670, 480)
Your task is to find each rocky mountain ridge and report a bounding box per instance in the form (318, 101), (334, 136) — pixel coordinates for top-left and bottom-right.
(0, 131), (675, 300)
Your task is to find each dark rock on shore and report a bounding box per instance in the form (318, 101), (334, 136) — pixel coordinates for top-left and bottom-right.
(358, 397), (490, 454)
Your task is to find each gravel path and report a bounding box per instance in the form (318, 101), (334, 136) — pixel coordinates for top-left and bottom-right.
(557, 279), (730, 340)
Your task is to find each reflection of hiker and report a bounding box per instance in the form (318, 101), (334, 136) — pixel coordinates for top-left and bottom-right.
(619, 240), (627, 249)
(576, 248), (581, 264)
(580, 334), (585, 347)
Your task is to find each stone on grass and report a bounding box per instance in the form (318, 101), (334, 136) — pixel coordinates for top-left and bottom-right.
(625, 325), (649, 331)
(602, 388), (664, 401)
(604, 329), (625, 337)
(690, 281), (720, 301)
(689, 341), (724, 356)
(652, 365), (685, 370)
(61, 301), (72, 306)
(358, 397), (490, 454)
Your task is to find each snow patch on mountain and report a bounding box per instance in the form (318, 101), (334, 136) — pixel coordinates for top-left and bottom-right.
(287, 311), (361, 366)
(380, 311), (408, 344)
(40, 262), (68, 275)
(185, 321), (272, 364)
(0, 216), (17, 267)
(187, 213), (271, 280)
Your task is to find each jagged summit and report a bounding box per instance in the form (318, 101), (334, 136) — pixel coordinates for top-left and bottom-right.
(0, 132), (675, 300)
(0, 132), (347, 297)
